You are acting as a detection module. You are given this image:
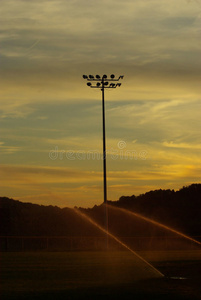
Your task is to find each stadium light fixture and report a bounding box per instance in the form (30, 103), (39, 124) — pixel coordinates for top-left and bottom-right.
(82, 74), (124, 204)
(82, 74), (124, 247)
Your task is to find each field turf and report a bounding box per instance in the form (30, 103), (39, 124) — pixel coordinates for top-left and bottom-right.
(1, 251), (201, 300)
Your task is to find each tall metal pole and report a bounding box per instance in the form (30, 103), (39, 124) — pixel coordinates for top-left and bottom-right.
(101, 78), (107, 204)
(101, 78), (108, 248)
(82, 74), (124, 249)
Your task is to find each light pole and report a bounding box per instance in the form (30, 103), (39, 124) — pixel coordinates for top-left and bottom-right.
(83, 74), (124, 246)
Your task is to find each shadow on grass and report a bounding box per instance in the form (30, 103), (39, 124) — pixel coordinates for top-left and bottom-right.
(1, 252), (201, 300)
(1, 276), (201, 300)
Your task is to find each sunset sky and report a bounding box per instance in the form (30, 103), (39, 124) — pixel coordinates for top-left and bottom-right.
(0, 0), (201, 208)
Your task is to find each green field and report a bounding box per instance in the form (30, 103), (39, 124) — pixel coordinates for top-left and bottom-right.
(1, 251), (201, 300)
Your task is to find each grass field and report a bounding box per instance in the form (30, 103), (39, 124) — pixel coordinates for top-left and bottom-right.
(1, 251), (201, 300)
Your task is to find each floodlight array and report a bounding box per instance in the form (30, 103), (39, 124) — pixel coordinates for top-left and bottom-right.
(82, 73), (124, 209)
(82, 74), (124, 88)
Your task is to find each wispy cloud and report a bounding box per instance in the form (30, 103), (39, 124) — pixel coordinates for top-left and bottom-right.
(0, 142), (21, 153)
(163, 141), (201, 150)
(0, 164), (103, 206)
(0, 0), (200, 206)
(0, 164), (102, 184)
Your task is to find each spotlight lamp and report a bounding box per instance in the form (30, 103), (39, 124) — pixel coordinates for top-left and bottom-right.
(82, 74), (124, 89)
(109, 83), (116, 88)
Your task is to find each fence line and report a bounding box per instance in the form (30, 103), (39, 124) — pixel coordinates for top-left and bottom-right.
(1, 235), (200, 252)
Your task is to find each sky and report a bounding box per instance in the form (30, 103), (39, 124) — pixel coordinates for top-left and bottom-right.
(0, 0), (201, 208)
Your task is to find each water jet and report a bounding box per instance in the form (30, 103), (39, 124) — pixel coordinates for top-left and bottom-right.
(74, 208), (164, 279)
(107, 204), (201, 246)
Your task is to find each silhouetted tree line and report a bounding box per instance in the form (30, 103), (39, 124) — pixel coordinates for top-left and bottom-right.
(0, 184), (201, 238)
(0, 199), (103, 237)
(81, 184), (201, 238)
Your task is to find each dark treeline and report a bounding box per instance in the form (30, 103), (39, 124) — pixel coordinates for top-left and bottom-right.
(0, 199), (103, 237)
(79, 184), (201, 238)
(110, 183), (201, 236)
(0, 184), (201, 238)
